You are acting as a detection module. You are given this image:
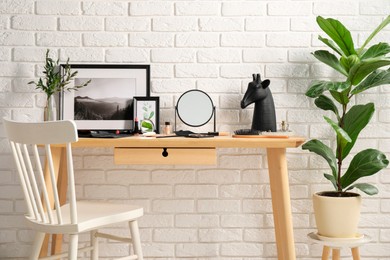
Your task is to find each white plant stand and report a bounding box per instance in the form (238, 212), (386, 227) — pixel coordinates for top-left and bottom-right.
(307, 232), (371, 260)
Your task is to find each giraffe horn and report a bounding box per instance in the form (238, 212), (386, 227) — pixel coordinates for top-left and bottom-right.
(256, 74), (261, 83)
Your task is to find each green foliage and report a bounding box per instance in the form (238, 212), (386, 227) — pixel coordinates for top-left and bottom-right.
(302, 139), (337, 179)
(28, 50), (91, 99)
(312, 50), (347, 76)
(341, 103), (374, 159)
(141, 120), (153, 131)
(358, 15), (390, 54)
(302, 16), (390, 195)
(341, 149), (389, 189)
(316, 16), (356, 56)
(142, 102), (155, 120)
(351, 68), (390, 95)
(314, 95), (339, 119)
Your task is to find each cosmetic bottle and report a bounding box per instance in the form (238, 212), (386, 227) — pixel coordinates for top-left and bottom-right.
(134, 117), (140, 135)
(163, 122), (172, 135)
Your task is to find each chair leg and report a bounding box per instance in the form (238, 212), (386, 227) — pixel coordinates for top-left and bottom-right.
(29, 232), (46, 260)
(322, 246), (330, 260)
(68, 234), (79, 260)
(352, 247), (360, 260)
(91, 230), (99, 260)
(332, 248), (340, 260)
(129, 220), (143, 260)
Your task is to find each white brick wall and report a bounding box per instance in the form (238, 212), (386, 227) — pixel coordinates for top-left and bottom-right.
(1, 0), (390, 259)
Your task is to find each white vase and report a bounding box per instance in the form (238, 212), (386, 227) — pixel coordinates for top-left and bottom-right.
(44, 95), (57, 121)
(313, 191), (361, 238)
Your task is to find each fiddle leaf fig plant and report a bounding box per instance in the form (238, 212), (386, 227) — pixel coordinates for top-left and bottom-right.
(302, 16), (390, 195)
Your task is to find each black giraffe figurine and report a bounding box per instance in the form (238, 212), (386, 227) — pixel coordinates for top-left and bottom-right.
(241, 73), (276, 132)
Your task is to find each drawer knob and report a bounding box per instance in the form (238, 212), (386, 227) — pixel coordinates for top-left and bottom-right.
(162, 148), (168, 157)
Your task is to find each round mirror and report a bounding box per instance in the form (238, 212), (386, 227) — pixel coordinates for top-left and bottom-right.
(176, 89), (214, 127)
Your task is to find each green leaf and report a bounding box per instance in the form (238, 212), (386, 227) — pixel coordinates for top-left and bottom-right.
(361, 42), (390, 60)
(351, 68), (390, 95)
(149, 111), (155, 119)
(330, 82), (351, 92)
(341, 103), (375, 159)
(341, 149), (389, 189)
(348, 58), (390, 85)
(306, 80), (347, 98)
(330, 89), (349, 105)
(302, 139), (337, 178)
(340, 54), (360, 73)
(312, 50), (348, 76)
(141, 120), (153, 130)
(329, 83), (351, 105)
(318, 36), (344, 56)
(316, 16), (356, 56)
(306, 81), (331, 98)
(324, 173), (338, 190)
(358, 15), (390, 54)
(346, 183), (378, 195)
(324, 116), (352, 151)
(314, 95), (339, 118)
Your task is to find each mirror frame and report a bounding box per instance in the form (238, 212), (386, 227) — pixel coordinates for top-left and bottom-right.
(175, 89), (216, 129)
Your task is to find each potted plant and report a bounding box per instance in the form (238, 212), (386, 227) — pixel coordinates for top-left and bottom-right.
(302, 15), (390, 238)
(29, 50), (90, 121)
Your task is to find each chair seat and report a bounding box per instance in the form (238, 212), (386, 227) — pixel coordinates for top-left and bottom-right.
(26, 201), (143, 234)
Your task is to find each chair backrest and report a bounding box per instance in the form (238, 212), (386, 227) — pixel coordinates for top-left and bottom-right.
(3, 118), (79, 225)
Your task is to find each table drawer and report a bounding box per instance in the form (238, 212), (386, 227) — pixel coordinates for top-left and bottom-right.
(114, 147), (216, 165)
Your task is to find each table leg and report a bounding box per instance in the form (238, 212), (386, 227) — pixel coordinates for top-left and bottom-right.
(51, 149), (69, 255)
(267, 148), (296, 260)
(332, 248), (340, 260)
(351, 247), (360, 260)
(39, 147), (67, 257)
(39, 235), (50, 258)
(322, 246), (330, 260)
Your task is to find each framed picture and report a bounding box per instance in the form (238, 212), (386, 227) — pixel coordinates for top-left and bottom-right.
(133, 96), (159, 133)
(60, 64), (150, 130)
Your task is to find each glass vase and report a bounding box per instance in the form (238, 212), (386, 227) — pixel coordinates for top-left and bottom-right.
(141, 119), (154, 133)
(44, 95), (57, 121)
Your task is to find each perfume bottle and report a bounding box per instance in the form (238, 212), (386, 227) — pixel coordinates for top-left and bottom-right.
(163, 122), (172, 135)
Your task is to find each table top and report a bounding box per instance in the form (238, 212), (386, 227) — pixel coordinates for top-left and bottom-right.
(69, 135), (305, 149)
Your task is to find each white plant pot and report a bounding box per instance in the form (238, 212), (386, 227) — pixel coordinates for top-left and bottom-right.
(313, 191), (361, 238)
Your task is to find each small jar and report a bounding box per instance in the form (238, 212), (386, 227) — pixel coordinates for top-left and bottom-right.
(281, 120), (289, 132)
(163, 122), (172, 135)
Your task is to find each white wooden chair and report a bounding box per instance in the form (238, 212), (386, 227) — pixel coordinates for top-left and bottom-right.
(3, 118), (144, 260)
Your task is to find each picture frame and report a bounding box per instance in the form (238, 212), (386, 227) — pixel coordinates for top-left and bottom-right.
(133, 96), (160, 133)
(60, 64), (150, 131)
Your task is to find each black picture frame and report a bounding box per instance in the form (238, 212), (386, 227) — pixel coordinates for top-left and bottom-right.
(133, 96), (160, 134)
(60, 64), (150, 131)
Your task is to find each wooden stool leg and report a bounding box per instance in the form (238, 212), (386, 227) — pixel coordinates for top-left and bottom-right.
(322, 246), (331, 260)
(352, 247), (360, 260)
(332, 248), (340, 260)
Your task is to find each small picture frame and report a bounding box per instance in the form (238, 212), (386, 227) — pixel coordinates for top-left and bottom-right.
(133, 96), (160, 133)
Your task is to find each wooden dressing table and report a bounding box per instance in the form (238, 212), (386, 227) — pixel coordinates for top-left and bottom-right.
(41, 135), (305, 260)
